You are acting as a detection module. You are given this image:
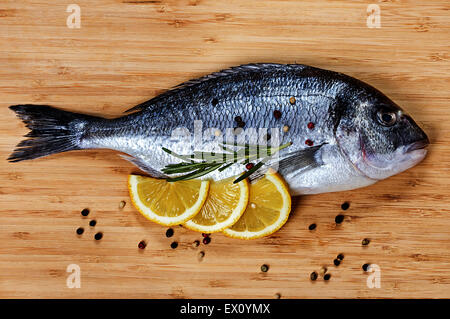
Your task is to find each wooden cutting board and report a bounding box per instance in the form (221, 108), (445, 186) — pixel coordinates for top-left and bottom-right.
(0, 0), (449, 298)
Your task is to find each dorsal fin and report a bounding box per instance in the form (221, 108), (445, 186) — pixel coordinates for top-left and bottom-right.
(124, 63), (308, 113)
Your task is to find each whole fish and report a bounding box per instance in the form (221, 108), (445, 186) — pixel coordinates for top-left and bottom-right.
(8, 63), (429, 195)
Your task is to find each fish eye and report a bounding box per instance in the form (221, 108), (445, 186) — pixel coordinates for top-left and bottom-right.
(377, 109), (397, 126)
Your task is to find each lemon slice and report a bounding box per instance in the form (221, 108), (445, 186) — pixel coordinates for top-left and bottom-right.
(223, 171), (291, 240)
(128, 175), (210, 226)
(184, 177), (249, 233)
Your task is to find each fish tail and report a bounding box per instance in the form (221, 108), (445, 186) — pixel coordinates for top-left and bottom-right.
(8, 104), (99, 162)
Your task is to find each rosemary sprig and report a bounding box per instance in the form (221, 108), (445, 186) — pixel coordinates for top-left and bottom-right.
(162, 141), (292, 183)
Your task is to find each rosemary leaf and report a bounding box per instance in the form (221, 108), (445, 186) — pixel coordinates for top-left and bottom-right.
(162, 162), (214, 174)
(162, 147), (194, 162)
(192, 151), (232, 162)
(233, 161), (265, 184)
(166, 163), (222, 182)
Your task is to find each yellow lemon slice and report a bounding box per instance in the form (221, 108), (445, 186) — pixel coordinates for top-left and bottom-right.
(184, 177), (249, 233)
(223, 171), (291, 240)
(128, 175), (209, 226)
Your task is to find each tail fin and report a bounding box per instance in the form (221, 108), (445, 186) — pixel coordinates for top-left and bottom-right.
(8, 104), (97, 162)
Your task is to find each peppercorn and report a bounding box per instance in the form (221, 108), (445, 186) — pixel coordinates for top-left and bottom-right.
(166, 228), (174, 238)
(335, 214), (344, 224)
(246, 163), (254, 170)
(138, 240), (146, 249)
(273, 110), (282, 119)
(289, 97), (296, 105)
(94, 232), (103, 240)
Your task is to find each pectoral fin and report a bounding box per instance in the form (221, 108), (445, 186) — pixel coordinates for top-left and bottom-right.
(277, 144), (323, 175)
(250, 144), (324, 181)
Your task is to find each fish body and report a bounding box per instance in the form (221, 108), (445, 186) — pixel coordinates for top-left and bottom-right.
(9, 63), (429, 196)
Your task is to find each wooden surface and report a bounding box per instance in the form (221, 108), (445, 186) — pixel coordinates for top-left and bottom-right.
(0, 0), (449, 299)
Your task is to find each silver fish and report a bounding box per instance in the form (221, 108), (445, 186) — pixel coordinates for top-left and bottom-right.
(9, 63), (429, 196)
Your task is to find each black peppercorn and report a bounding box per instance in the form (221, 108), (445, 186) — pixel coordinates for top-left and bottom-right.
(94, 232), (103, 240)
(335, 214), (344, 224)
(166, 228), (174, 238)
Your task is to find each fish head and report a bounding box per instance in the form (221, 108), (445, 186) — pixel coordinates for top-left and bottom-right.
(335, 88), (429, 180)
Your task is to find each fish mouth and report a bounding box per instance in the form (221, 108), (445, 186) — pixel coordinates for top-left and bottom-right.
(405, 138), (430, 153)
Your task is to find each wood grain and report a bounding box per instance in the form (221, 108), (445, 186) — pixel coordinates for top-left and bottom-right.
(0, 0), (449, 298)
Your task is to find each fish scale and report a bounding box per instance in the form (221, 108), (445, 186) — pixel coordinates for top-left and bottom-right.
(8, 63), (428, 196)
